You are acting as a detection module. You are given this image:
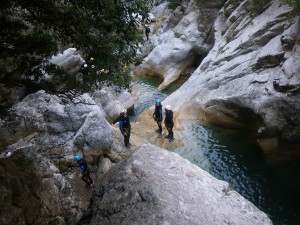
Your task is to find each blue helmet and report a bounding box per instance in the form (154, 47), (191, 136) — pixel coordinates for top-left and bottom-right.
(156, 99), (161, 103)
(74, 155), (81, 161)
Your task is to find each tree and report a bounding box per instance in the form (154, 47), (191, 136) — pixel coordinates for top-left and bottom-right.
(0, 0), (149, 117)
(283, 0), (300, 15)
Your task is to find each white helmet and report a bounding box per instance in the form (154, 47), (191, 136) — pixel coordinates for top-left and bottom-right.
(122, 109), (127, 113)
(165, 105), (171, 110)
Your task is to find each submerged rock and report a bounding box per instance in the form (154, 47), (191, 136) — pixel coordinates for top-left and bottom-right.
(86, 144), (272, 225)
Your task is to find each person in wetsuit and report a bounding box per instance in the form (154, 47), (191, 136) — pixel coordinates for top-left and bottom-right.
(164, 105), (174, 142)
(145, 25), (150, 40)
(119, 109), (131, 148)
(74, 155), (93, 187)
(153, 99), (163, 135)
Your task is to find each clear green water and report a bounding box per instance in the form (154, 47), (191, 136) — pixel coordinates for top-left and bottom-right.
(132, 76), (300, 225)
(174, 120), (300, 225)
(131, 75), (188, 119)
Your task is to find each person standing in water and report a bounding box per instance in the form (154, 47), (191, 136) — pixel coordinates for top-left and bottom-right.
(164, 105), (174, 142)
(153, 99), (163, 136)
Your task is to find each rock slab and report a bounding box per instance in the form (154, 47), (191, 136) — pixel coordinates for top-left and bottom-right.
(88, 144), (272, 225)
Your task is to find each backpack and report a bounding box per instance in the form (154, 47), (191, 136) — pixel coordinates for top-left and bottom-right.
(146, 27), (150, 33)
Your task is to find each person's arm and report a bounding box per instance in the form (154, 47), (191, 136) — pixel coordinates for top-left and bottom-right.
(159, 108), (163, 121)
(119, 120), (124, 135)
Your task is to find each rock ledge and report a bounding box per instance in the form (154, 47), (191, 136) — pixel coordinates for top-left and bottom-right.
(87, 144), (272, 225)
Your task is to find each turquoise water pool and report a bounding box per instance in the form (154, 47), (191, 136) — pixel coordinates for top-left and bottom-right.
(132, 76), (300, 225)
(174, 120), (300, 225)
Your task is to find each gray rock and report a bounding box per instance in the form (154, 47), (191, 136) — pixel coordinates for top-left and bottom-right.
(134, 0), (222, 90)
(74, 110), (114, 150)
(0, 149), (69, 225)
(162, 0), (300, 148)
(0, 90), (128, 169)
(97, 156), (112, 176)
(93, 87), (134, 123)
(50, 48), (83, 75)
(88, 144), (272, 225)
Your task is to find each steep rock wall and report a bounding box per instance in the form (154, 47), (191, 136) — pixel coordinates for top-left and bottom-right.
(157, 0), (300, 152)
(134, 0), (224, 90)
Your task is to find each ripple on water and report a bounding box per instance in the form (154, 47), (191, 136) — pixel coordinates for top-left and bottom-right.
(132, 77), (300, 225)
(131, 79), (168, 120)
(174, 120), (300, 225)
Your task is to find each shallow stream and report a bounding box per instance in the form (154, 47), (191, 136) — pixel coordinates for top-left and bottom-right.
(132, 76), (300, 225)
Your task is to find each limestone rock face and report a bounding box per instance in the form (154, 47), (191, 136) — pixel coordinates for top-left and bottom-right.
(159, 0), (300, 150)
(0, 148), (69, 225)
(92, 87), (134, 123)
(0, 90), (128, 164)
(87, 144), (272, 225)
(134, 0), (222, 90)
(0, 90), (131, 225)
(50, 48), (84, 75)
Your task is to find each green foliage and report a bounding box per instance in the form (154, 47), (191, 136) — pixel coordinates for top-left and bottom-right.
(0, 0), (149, 117)
(250, 0), (272, 16)
(282, 0), (300, 15)
(167, 0), (183, 9)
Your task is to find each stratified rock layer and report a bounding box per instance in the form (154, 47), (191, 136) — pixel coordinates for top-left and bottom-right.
(138, 0), (300, 151)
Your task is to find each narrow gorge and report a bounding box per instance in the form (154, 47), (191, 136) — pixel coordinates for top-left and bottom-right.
(1, 0), (300, 225)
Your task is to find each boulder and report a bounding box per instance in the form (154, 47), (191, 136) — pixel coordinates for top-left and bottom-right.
(0, 90), (128, 164)
(50, 48), (84, 75)
(86, 144), (272, 225)
(92, 87), (134, 123)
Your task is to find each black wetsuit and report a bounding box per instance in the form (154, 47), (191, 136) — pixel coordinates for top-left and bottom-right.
(153, 104), (163, 134)
(77, 158), (93, 186)
(119, 114), (131, 147)
(164, 110), (174, 139)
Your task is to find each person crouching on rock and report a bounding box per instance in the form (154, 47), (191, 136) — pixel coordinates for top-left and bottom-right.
(153, 99), (163, 136)
(164, 105), (174, 142)
(119, 109), (132, 148)
(74, 155), (93, 187)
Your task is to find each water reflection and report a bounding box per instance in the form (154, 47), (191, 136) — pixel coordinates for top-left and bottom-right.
(130, 77), (168, 121)
(131, 76), (300, 225)
(131, 74), (190, 118)
(174, 120), (300, 225)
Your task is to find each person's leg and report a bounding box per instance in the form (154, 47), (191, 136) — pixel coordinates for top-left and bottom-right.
(86, 171), (93, 184)
(169, 124), (174, 141)
(124, 129), (130, 147)
(158, 121), (162, 134)
(82, 173), (91, 185)
(155, 120), (161, 133)
(127, 132), (131, 146)
(123, 135), (128, 146)
(165, 125), (171, 138)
